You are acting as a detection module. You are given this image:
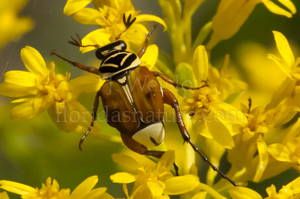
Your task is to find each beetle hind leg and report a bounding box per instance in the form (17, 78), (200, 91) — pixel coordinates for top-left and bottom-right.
(120, 133), (179, 175)
(162, 88), (238, 186)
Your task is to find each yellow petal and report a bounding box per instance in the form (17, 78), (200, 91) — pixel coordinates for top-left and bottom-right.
(272, 31), (295, 67)
(110, 172), (136, 183)
(4, 70), (36, 87)
(267, 143), (291, 162)
(10, 98), (45, 120)
(262, 0), (294, 18)
(11, 98), (31, 103)
(21, 46), (48, 76)
(265, 184), (277, 197)
(282, 118), (300, 145)
(48, 101), (101, 134)
(289, 176), (300, 192)
(0, 180), (35, 195)
(63, 0), (92, 16)
(112, 153), (142, 170)
(164, 175), (199, 195)
(56, 81), (73, 102)
(124, 23), (148, 44)
(156, 150), (175, 171)
(70, 73), (103, 93)
(70, 176), (100, 199)
(140, 44), (158, 70)
(147, 181), (165, 198)
(158, 195), (170, 199)
(0, 192), (9, 199)
(0, 82), (37, 97)
(278, 0), (296, 14)
(229, 186), (262, 199)
(136, 14), (167, 31)
(191, 192), (207, 199)
(268, 54), (292, 79)
(86, 188), (112, 199)
(253, 138), (268, 182)
(80, 29), (111, 53)
(72, 8), (100, 25)
(207, 0), (257, 50)
(192, 45), (208, 83)
(130, 184), (152, 199)
(205, 112), (235, 149)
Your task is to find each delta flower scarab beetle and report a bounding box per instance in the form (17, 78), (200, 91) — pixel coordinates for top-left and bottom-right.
(51, 14), (238, 186)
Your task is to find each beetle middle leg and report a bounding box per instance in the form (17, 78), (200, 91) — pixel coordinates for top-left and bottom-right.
(162, 88), (238, 186)
(120, 133), (179, 175)
(79, 90), (101, 150)
(51, 51), (100, 75)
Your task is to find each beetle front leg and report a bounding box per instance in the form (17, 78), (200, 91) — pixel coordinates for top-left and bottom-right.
(162, 88), (238, 186)
(79, 90), (101, 150)
(137, 24), (157, 58)
(153, 71), (208, 90)
(51, 52), (100, 75)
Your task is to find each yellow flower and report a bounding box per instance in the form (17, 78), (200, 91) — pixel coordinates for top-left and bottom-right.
(227, 101), (272, 183)
(267, 118), (300, 173)
(206, 0), (296, 50)
(207, 54), (248, 101)
(0, 0), (33, 47)
(229, 176), (300, 199)
(0, 46), (101, 134)
(178, 45), (247, 149)
(0, 176), (114, 199)
(63, 0), (166, 53)
(266, 31), (300, 127)
(110, 150), (200, 199)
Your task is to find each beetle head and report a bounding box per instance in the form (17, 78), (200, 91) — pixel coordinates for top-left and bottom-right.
(95, 40), (127, 60)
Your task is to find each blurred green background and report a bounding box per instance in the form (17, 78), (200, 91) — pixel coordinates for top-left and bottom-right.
(0, 0), (300, 198)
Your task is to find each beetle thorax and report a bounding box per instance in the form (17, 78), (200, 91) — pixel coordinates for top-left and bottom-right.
(99, 50), (141, 80)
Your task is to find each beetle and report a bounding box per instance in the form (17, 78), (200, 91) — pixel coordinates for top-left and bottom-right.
(51, 14), (238, 186)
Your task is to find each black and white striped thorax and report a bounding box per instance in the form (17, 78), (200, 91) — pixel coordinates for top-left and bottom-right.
(98, 50), (141, 80)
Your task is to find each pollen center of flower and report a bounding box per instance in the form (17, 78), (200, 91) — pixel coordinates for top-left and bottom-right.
(183, 87), (220, 117)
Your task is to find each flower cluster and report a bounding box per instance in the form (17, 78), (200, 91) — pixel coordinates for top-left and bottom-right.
(0, 0), (300, 198)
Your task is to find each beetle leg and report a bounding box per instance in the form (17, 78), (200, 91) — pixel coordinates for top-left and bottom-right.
(153, 71), (208, 90)
(51, 51), (100, 75)
(120, 133), (179, 175)
(68, 33), (100, 49)
(137, 24), (157, 58)
(162, 88), (238, 186)
(79, 90), (101, 150)
(115, 14), (137, 40)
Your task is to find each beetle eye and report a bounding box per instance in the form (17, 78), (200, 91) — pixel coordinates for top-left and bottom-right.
(119, 41), (127, 51)
(95, 49), (106, 60)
